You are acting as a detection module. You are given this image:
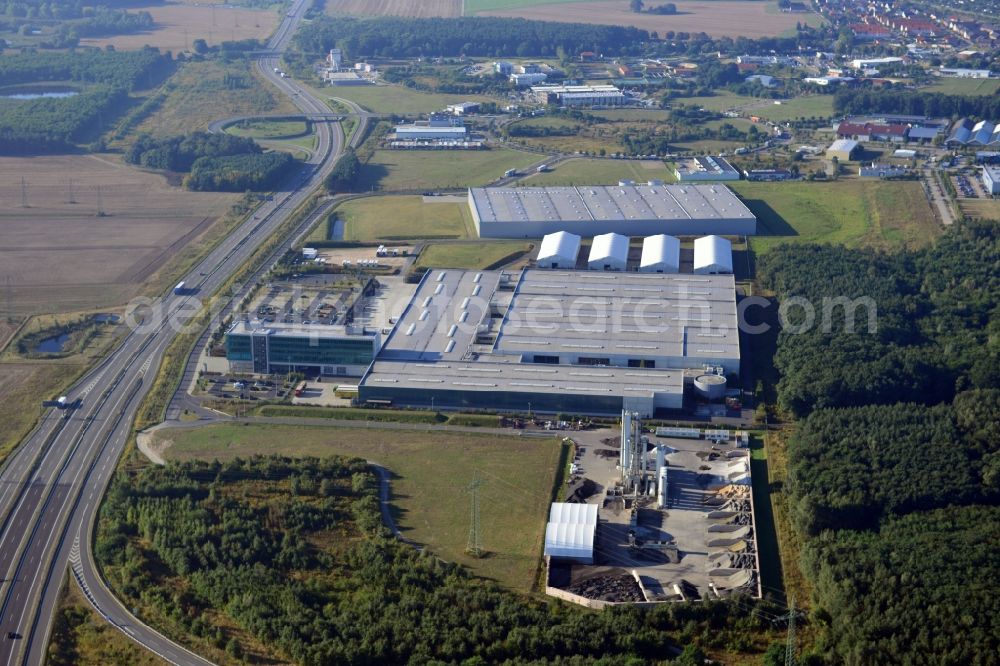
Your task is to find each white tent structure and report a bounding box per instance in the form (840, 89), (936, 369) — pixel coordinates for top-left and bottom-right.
(544, 502), (598, 563)
(639, 234), (680, 273)
(587, 232), (629, 271)
(537, 231), (581, 269)
(693, 235), (733, 275)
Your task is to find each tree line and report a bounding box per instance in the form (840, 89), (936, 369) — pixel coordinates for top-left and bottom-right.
(833, 86), (1000, 121)
(94, 455), (783, 665)
(295, 16), (649, 59)
(126, 131), (296, 192)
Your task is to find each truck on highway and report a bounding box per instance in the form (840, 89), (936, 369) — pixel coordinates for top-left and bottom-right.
(174, 281), (186, 295)
(504, 168), (517, 178)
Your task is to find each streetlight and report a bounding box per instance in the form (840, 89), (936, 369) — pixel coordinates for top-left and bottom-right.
(528, 401), (531, 420)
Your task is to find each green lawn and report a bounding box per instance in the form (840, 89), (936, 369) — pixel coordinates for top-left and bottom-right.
(322, 84), (502, 115)
(670, 91), (756, 112)
(415, 241), (533, 269)
(226, 119), (309, 139)
(517, 157), (672, 185)
(359, 148), (540, 191)
(922, 77), (1000, 96)
(748, 95), (836, 122)
(154, 423), (566, 591)
(734, 180), (941, 254)
(589, 109), (674, 122)
(332, 196), (474, 241)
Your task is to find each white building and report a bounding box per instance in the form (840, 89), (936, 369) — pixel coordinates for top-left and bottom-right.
(537, 231), (581, 268)
(446, 102), (480, 116)
(511, 72), (547, 87)
(531, 84), (625, 107)
(544, 502), (598, 564)
(394, 125), (467, 141)
(983, 164), (1000, 194)
(673, 156), (740, 182)
(693, 235), (733, 275)
(938, 67), (990, 78)
(326, 48), (342, 69)
(587, 233), (629, 271)
(851, 56), (903, 69)
(639, 234), (680, 273)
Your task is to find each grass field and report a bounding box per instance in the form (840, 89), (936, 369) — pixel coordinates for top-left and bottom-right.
(133, 59), (298, 137)
(359, 148), (540, 191)
(958, 197), (1000, 220)
(226, 119), (309, 139)
(153, 423), (566, 591)
(414, 241), (533, 269)
(518, 158), (671, 185)
(320, 84), (502, 115)
(923, 77), (1000, 96)
(326, 0), (462, 16)
(734, 180), (941, 254)
(479, 0), (822, 37)
(743, 95), (836, 122)
(328, 195), (474, 241)
(0, 154), (237, 316)
(672, 91), (757, 112)
(79, 0), (277, 52)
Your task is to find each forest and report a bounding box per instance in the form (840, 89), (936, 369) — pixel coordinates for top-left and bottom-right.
(94, 456), (781, 665)
(295, 16), (650, 59)
(125, 132), (297, 191)
(763, 221), (1000, 664)
(833, 86), (1000, 119)
(0, 47), (169, 88)
(756, 221), (1000, 417)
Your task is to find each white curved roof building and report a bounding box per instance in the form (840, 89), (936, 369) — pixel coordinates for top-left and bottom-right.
(544, 502), (598, 563)
(693, 235), (733, 275)
(587, 232), (629, 271)
(639, 234), (680, 273)
(537, 231), (581, 269)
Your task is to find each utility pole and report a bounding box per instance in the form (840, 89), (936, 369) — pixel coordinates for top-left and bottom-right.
(68, 178), (75, 204)
(96, 185), (104, 217)
(785, 595), (797, 666)
(465, 474), (484, 558)
(20, 177), (27, 207)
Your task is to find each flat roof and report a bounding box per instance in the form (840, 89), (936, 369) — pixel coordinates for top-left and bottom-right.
(228, 320), (372, 338)
(494, 270), (739, 362)
(675, 156), (740, 178)
(828, 138), (859, 152)
(469, 184), (754, 226)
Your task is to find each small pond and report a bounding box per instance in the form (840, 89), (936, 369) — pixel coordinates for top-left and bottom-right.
(34, 333), (71, 353)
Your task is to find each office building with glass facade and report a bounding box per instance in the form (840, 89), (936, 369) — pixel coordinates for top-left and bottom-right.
(225, 321), (380, 377)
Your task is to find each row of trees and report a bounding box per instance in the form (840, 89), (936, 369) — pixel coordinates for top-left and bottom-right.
(0, 86), (126, 153)
(95, 456), (779, 665)
(295, 16), (650, 59)
(0, 47), (169, 88)
(126, 132), (261, 172)
(833, 86), (1000, 120)
(756, 221), (1000, 417)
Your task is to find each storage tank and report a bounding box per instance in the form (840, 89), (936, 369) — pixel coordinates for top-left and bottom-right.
(694, 374), (727, 400)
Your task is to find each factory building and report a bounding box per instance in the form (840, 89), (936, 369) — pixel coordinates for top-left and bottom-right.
(639, 234), (680, 273)
(225, 321), (380, 376)
(826, 139), (861, 161)
(468, 184), (757, 238)
(357, 268), (741, 416)
(587, 233), (629, 271)
(393, 125), (467, 141)
(544, 503), (598, 564)
(693, 235), (733, 275)
(673, 156), (741, 182)
(982, 164), (1000, 194)
(531, 84), (626, 107)
(537, 231), (581, 268)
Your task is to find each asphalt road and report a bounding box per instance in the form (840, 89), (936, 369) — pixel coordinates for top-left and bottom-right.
(0, 1), (347, 663)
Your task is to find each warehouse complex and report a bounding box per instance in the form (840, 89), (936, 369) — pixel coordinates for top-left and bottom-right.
(225, 321), (380, 376)
(468, 184), (757, 238)
(357, 268), (740, 416)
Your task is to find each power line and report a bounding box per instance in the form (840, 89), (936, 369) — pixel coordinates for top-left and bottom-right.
(465, 473), (483, 558)
(785, 594), (797, 666)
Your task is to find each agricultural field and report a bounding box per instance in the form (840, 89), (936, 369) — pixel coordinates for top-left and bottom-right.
(80, 0), (278, 52)
(670, 91), (757, 113)
(0, 154), (237, 316)
(325, 0), (462, 17)
(317, 83), (502, 115)
(152, 422), (566, 591)
(358, 148), (540, 191)
(0, 363), (81, 467)
(328, 195), (475, 241)
(479, 0), (823, 38)
(922, 77), (1000, 96)
(414, 241), (533, 269)
(742, 95), (836, 122)
(518, 157), (672, 185)
(130, 59), (298, 137)
(735, 179), (941, 254)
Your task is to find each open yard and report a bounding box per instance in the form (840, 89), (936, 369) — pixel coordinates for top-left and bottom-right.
(517, 157), (671, 185)
(0, 154), (237, 316)
(153, 422), (566, 591)
(734, 179), (941, 255)
(80, 0), (278, 52)
(923, 77), (1000, 96)
(359, 148), (540, 191)
(132, 59), (298, 137)
(414, 241), (533, 269)
(325, 0), (462, 17)
(322, 84), (503, 115)
(479, 0), (823, 38)
(325, 195), (475, 241)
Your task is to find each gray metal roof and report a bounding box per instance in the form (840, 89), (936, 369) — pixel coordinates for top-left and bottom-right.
(469, 184), (753, 226)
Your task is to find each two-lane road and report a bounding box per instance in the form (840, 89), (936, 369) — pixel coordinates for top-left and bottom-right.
(0, 1), (347, 663)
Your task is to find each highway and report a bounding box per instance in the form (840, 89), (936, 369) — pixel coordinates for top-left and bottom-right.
(0, 1), (345, 663)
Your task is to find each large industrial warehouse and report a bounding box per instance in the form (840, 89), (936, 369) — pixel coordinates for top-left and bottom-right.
(357, 268), (740, 416)
(468, 184), (757, 238)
